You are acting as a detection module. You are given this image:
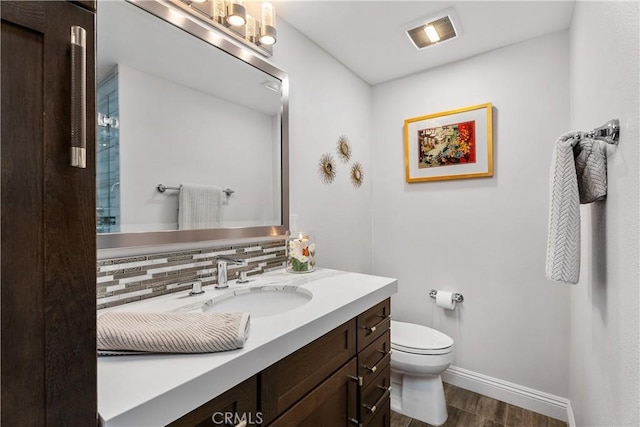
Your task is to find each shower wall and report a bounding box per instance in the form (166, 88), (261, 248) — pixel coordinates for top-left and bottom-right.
(97, 71), (120, 233)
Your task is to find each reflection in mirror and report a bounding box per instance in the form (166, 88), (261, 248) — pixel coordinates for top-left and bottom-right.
(96, 0), (288, 248)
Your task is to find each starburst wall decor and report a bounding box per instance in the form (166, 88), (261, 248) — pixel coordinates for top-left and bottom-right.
(318, 153), (337, 184)
(350, 162), (364, 188)
(336, 135), (352, 163)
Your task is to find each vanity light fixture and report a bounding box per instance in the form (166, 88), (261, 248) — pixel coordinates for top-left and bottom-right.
(406, 8), (462, 50)
(173, 0), (277, 56)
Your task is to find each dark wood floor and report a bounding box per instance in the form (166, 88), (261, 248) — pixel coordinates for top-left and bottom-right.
(391, 383), (567, 427)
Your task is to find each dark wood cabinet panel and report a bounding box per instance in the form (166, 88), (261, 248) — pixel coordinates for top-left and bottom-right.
(1, 14), (46, 427)
(169, 376), (257, 427)
(268, 358), (358, 427)
(260, 319), (356, 424)
(72, 0), (96, 12)
(1, 1), (96, 425)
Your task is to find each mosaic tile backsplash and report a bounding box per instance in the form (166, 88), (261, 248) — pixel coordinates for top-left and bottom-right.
(97, 239), (286, 309)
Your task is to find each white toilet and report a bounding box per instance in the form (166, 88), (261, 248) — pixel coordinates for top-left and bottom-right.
(390, 320), (454, 426)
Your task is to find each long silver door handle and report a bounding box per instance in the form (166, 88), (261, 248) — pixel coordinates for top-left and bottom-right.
(70, 26), (87, 168)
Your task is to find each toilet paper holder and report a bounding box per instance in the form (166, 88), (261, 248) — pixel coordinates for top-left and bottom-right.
(429, 289), (464, 303)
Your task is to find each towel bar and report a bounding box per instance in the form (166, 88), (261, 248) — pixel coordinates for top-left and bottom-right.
(157, 184), (235, 196)
(582, 119), (620, 145)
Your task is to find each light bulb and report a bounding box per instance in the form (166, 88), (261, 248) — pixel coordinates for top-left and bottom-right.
(424, 25), (440, 43)
(227, 0), (246, 27)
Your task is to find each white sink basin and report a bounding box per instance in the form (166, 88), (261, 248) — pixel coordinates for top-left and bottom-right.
(201, 285), (313, 318)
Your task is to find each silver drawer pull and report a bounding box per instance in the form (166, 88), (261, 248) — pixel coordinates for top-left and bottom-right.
(362, 351), (391, 374)
(362, 315), (391, 333)
(363, 386), (391, 414)
(70, 26), (87, 168)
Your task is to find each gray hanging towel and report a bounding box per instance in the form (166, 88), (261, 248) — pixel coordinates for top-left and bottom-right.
(545, 133), (608, 284)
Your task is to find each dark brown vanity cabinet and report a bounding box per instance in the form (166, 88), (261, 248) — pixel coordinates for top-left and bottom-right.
(171, 298), (392, 427)
(1, 1), (97, 425)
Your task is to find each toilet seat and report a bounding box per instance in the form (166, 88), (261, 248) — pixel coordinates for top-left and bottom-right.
(391, 320), (453, 355)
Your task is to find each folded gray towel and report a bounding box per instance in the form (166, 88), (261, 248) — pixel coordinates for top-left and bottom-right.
(97, 312), (250, 356)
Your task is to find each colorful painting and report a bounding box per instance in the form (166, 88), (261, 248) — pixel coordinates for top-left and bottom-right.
(417, 121), (476, 168)
(404, 103), (493, 183)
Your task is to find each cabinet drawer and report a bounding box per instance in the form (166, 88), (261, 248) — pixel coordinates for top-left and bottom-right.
(357, 299), (391, 352)
(360, 364), (391, 427)
(358, 330), (391, 389)
(260, 319), (357, 424)
(168, 376), (257, 427)
(268, 358), (358, 427)
(364, 396), (390, 427)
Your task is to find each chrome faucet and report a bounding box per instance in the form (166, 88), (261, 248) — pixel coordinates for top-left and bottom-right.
(216, 256), (246, 289)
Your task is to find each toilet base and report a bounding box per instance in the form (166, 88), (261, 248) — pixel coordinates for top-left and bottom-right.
(390, 371), (448, 426)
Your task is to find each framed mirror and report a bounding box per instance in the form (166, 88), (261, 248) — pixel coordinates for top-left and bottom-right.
(96, 0), (289, 249)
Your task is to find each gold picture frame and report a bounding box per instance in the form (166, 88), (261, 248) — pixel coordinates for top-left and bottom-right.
(404, 102), (493, 183)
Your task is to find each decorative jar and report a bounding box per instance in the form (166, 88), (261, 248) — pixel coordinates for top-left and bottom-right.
(286, 232), (315, 273)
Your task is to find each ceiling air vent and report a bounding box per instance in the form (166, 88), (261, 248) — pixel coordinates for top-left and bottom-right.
(406, 9), (462, 50)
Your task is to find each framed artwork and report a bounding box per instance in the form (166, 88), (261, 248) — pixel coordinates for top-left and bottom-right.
(404, 102), (493, 182)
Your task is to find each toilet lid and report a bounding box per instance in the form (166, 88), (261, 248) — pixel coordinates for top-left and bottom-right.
(391, 320), (453, 355)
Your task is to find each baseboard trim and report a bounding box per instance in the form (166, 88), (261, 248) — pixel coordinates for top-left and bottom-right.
(442, 365), (571, 423)
(566, 400), (576, 427)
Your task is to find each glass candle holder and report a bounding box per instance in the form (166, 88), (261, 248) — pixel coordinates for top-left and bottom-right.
(286, 232), (315, 274)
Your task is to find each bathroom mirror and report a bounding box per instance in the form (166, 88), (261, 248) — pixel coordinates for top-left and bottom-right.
(96, 0), (289, 249)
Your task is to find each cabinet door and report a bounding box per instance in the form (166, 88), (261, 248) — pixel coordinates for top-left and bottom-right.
(268, 359), (359, 427)
(168, 376), (257, 427)
(261, 319), (356, 424)
(1, 1), (96, 425)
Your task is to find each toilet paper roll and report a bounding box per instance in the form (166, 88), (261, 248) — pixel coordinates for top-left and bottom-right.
(435, 290), (456, 310)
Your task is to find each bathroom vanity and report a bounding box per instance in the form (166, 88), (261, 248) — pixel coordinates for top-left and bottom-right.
(97, 269), (397, 426)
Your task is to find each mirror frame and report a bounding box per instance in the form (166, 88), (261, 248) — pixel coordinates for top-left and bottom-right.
(97, 0), (289, 250)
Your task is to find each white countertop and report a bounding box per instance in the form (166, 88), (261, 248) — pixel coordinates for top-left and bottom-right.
(97, 268), (397, 426)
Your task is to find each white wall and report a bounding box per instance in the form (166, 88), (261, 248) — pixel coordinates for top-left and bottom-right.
(118, 64), (279, 231)
(371, 31), (572, 397)
(270, 21), (373, 273)
(568, 1), (640, 425)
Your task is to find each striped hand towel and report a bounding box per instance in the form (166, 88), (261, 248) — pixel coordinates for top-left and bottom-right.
(178, 184), (222, 230)
(97, 312), (250, 355)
